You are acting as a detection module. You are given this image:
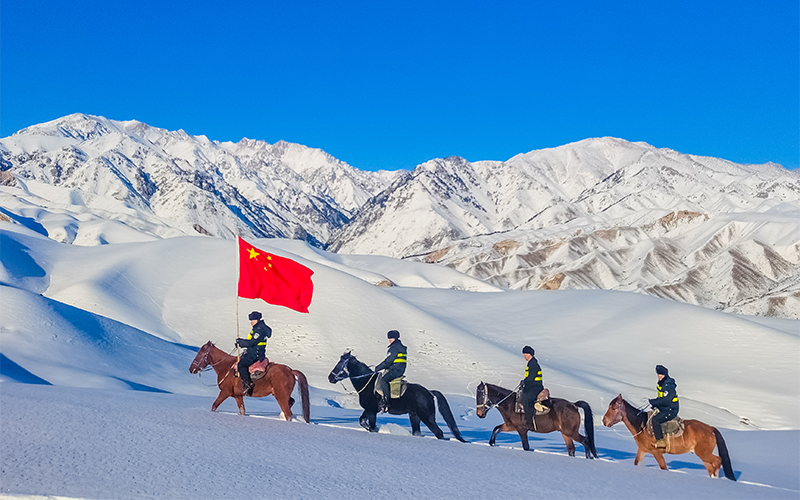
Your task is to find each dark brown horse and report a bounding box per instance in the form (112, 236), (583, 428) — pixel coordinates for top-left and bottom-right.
(602, 394), (735, 480)
(189, 341), (310, 423)
(476, 382), (597, 458)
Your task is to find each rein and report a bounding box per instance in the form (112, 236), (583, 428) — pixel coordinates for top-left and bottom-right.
(196, 346), (238, 387)
(478, 383), (519, 412)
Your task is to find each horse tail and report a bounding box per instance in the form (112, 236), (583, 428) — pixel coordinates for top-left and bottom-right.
(431, 390), (467, 443)
(292, 370), (311, 424)
(713, 427), (736, 481)
(575, 400), (598, 458)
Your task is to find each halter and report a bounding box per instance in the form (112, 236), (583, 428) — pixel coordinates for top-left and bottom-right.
(194, 344), (238, 388)
(330, 355), (378, 395)
(477, 382), (518, 413)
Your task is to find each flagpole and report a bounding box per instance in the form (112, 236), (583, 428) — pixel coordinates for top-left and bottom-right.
(235, 237), (241, 362)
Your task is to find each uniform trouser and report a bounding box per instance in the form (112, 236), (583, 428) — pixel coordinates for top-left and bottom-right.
(379, 370), (403, 399)
(238, 350), (262, 386)
(652, 408), (678, 440)
(521, 389), (542, 418)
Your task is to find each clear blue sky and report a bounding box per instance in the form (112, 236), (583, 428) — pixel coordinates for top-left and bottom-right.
(2, 1), (798, 171)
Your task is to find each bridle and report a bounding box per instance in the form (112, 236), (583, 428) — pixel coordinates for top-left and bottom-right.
(330, 354), (379, 394)
(476, 382), (517, 414)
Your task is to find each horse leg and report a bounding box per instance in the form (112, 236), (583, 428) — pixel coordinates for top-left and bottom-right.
(562, 434), (576, 457)
(211, 392), (230, 412)
(421, 413), (445, 439)
(633, 449), (646, 466)
(409, 413), (422, 436)
(274, 387), (294, 421)
(653, 451), (668, 470)
(360, 411), (378, 432)
(234, 395), (246, 415)
(489, 424), (507, 446)
(517, 429), (530, 451)
(695, 440), (722, 478)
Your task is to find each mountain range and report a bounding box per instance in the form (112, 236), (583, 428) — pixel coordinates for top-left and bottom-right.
(2, 113), (798, 318)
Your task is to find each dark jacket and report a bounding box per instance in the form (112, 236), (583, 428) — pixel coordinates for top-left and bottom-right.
(649, 375), (679, 413)
(238, 320), (272, 357)
(522, 357), (544, 395)
(375, 339), (407, 379)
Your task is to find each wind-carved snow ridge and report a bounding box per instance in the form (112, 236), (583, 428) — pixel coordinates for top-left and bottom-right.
(2, 114), (799, 318)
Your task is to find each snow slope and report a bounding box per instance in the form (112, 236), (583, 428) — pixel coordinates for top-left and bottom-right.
(1, 213), (799, 497)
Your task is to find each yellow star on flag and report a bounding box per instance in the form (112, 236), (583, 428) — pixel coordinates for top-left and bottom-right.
(248, 247), (260, 259)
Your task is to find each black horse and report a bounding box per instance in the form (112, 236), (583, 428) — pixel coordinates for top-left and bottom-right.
(328, 351), (467, 442)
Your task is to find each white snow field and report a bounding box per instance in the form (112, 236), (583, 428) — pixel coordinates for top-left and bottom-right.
(1, 221), (799, 498)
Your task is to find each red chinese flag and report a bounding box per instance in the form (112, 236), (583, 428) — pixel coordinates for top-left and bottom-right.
(237, 237), (314, 313)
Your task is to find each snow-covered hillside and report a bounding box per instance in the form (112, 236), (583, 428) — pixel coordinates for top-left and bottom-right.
(1, 221), (799, 497)
(2, 115), (799, 319)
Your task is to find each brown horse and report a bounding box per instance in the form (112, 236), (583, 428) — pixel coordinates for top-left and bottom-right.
(476, 382), (597, 458)
(189, 341), (310, 423)
(602, 394), (735, 480)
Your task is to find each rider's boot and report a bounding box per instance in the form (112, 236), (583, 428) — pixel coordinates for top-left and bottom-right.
(378, 395), (389, 413)
(242, 380), (254, 397)
(654, 438), (667, 449)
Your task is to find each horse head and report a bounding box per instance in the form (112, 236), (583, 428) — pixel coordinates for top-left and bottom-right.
(475, 381), (489, 418)
(602, 394), (625, 427)
(328, 351), (353, 384)
(189, 341), (214, 374)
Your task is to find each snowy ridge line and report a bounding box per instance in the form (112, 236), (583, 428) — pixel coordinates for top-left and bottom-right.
(3, 113), (799, 319)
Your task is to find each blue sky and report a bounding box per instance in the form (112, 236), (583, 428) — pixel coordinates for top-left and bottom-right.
(2, 1), (798, 171)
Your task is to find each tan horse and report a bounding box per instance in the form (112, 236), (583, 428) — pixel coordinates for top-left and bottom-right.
(189, 341), (310, 422)
(602, 394), (735, 480)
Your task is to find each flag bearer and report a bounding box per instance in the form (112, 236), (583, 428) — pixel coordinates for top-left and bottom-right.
(236, 311), (272, 396)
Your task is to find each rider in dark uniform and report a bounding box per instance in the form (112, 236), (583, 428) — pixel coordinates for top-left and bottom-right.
(236, 311), (272, 396)
(520, 345), (544, 421)
(375, 330), (407, 412)
(648, 364), (679, 449)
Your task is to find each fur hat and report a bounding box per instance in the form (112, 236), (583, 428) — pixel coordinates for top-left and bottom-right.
(655, 364), (669, 376)
(522, 345), (535, 356)
(248, 311), (262, 321)
(387, 330), (400, 339)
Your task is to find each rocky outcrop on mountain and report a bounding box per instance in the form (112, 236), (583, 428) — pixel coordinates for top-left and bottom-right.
(328, 138), (800, 319)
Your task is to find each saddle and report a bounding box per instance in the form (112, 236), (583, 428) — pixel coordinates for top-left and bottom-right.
(234, 357), (271, 380)
(374, 374), (407, 399)
(646, 409), (685, 438)
(515, 387), (551, 416)
(249, 358), (270, 380)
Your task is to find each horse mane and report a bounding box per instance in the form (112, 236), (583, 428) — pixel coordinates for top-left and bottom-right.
(484, 382), (512, 397)
(346, 353), (373, 376)
(620, 396), (646, 430)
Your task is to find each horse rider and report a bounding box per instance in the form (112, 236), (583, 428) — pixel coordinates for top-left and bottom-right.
(375, 330), (407, 412)
(236, 311), (272, 396)
(648, 364), (679, 449)
(520, 345), (545, 421)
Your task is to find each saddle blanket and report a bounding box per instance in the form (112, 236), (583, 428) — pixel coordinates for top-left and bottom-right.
(374, 374), (407, 399)
(249, 358), (270, 380)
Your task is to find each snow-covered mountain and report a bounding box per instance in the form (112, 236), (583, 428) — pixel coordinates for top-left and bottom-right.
(0, 113), (398, 245)
(2, 115), (799, 318)
(328, 139), (800, 319)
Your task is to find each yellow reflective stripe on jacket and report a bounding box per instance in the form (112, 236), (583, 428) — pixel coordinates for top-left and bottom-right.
(657, 385), (678, 402)
(248, 331), (267, 347)
(394, 353), (407, 363)
(525, 366), (542, 381)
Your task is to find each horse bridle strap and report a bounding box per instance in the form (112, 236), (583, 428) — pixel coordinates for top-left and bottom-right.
(478, 383), (517, 411)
